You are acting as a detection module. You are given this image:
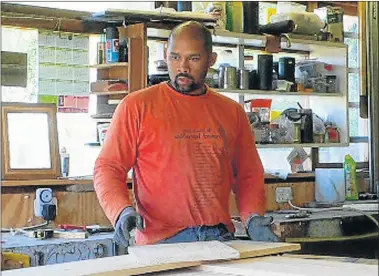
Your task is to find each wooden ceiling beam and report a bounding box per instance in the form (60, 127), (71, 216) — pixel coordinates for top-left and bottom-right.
(1, 2), (91, 20)
(1, 12), (106, 34)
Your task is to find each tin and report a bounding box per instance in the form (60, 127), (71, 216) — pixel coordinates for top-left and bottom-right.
(97, 42), (106, 64)
(224, 66), (237, 89)
(239, 68), (250, 90)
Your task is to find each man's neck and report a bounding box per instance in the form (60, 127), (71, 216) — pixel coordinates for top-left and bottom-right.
(168, 81), (207, 96)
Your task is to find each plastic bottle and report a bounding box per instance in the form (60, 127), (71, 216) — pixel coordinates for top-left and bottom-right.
(344, 154), (358, 200)
(60, 147), (70, 177)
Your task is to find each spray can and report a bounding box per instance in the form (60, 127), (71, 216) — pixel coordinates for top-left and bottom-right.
(60, 147), (70, 177)
(344, 154), (358, 200)
(105, 26), (119, 63)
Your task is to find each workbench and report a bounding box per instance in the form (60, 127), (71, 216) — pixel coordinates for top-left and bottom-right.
(1, 233), (115, 267)
(2, 240), (377, 276)
(2, 204), (377, 269)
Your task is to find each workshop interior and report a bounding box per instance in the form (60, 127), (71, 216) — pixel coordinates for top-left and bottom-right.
(0, 1), (378, 275)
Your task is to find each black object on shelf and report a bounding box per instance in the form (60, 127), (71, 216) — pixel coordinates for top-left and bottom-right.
(243, 2), (259, 34)
(279, 57), (296, 83)
(279, 57), (297, 91)
(258, 54), (273, 90)
(258, 20), (296, 36)
(300, 109), (314, 143)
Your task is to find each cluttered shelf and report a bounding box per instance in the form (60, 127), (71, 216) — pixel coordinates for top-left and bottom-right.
(146, 28), (347, 51)
(257, 142), (348, 149)
(217, 89), (343, 97)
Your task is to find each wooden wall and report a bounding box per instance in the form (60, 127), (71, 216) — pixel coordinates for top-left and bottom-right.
(2, 181), (314, 229)
(229, 181), (315, 217)
(1, 190), (113, 228)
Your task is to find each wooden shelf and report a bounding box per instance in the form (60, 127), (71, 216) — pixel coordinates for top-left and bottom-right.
(257, 143), (349, 149)
(147, 28), (347, 51)
(90, 90), (129, 95)
(1, 178), (133, 186)
(1, 179), (94, 187)
(217, 89), (343, 97)
(91, 62), (128, 69)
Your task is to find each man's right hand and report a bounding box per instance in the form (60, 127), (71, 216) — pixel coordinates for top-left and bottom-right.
(114, 206), (145, 247)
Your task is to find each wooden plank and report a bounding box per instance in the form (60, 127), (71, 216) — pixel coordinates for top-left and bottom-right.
(1, 255), (201, 276)
(91, 62), (128, 69)
(1, 179), (93, 187)
(224, 240), (301, 259)
(1, 2), (91, 20)
(1, 241), (302, 276)
(128, 241), (240, 264)
(119, 23), (147, 92)
(1, 12), (104, 34)
(197, 255), (377, 276)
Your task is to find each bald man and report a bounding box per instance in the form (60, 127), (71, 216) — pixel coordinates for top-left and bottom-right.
(94, 21), (279, 248)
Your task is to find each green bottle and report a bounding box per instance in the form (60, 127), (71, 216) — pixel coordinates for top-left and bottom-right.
(344, 154), (359, 201)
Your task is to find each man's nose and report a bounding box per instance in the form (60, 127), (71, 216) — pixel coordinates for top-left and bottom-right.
(178, 58), (189, 73)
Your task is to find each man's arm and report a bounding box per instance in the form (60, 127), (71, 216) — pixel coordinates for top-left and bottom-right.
(232, 106), (266, 224)
(94, 98), (139, 226)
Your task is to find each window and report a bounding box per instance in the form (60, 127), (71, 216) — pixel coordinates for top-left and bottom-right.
(319, 15), (369, 163)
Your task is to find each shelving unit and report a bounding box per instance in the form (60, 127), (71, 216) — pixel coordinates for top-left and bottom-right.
(217, 89), (343, 97)
(88, 24), (349, 150)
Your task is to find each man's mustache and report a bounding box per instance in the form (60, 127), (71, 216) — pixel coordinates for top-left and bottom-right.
(175, 73), (195, 81)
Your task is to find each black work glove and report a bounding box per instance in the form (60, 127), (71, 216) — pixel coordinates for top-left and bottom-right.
(114, 206), (145, 247)
(246, 215), (280, 242)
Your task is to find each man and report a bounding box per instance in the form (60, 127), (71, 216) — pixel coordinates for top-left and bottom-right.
(94, 21), (279, 247)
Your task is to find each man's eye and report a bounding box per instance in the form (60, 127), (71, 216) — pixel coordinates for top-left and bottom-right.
(191, 57), (200, 61)
(171, 55), (179, 60)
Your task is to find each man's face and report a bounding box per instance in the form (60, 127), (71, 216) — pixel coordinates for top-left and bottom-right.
(166, 32), (216, 94)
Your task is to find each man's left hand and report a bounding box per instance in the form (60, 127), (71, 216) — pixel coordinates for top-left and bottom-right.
(246, 215), (280, 242)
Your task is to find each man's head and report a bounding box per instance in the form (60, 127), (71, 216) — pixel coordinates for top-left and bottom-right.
(166, 21), (217, 95)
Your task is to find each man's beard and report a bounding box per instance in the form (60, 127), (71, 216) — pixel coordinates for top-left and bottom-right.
(172, 73), (201, 94)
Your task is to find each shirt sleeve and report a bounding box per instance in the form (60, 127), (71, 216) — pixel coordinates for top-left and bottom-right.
(232, 106), (266, 224)
(93, 97), (139, 226)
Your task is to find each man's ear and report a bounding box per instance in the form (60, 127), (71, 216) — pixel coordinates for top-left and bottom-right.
(208, 52), (218, 67)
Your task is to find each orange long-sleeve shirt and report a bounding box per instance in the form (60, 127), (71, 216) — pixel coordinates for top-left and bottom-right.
(94, 82), (265, 245)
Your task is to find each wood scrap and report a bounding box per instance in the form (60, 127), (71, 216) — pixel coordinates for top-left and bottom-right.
(224, 240), (301, 259)
(128, 241), (240, 264)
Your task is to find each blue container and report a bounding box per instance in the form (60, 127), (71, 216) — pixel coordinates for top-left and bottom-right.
(105, 27), (119, 63)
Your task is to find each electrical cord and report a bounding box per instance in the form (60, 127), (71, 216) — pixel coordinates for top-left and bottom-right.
(1, 220), (50, 233)
(288, 200), (379, 228)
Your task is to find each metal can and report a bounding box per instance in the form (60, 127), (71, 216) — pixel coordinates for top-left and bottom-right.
(224, 66), (237, 89)
(239, 68), (250, 90)
(218, 66), (226, 89)
(293, 122), (301, 143)
(97, 42), (106, 64)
